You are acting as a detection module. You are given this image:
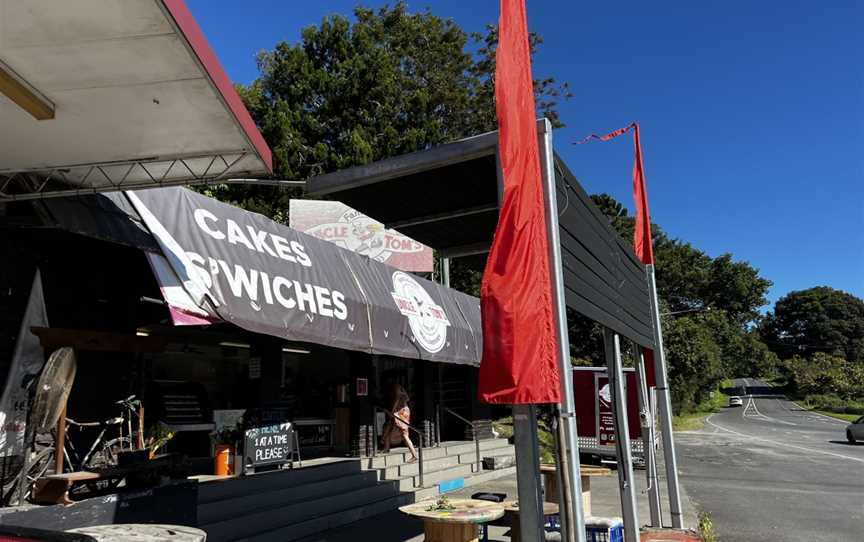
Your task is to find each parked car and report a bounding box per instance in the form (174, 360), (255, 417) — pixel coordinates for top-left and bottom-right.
(728, 396), (743, 407)
(846, 416), (864, 444)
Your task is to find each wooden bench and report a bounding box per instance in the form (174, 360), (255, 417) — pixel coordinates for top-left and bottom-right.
(32, 471), (102, 505)
(32, 454), (185, 505)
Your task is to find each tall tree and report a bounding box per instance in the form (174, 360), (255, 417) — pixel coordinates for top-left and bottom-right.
(762, 287), (864, 363)
(211, 2), (570, 220)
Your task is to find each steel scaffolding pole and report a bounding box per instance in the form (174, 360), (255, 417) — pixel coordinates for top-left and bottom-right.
(538, 118), (586, 542)
(636, 349), (663, 526)
(646, 263), (684, 528)
(603, 329), (640, 542)
(512, 405), (546, 542)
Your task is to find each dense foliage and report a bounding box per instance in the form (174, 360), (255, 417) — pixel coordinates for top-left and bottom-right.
(210, 2), (570, 220)
(760, 288), (864, 410)
(761, 287), (864, 363)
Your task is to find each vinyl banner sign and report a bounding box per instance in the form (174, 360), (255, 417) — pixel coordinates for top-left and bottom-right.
(289, 200), (433, 272)
(127, 187), (479, 365)
(596, 375), (616, 445)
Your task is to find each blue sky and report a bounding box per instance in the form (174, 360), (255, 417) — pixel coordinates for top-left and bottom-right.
(187, 1), (863, 308)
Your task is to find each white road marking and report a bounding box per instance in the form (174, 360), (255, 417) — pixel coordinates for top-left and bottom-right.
(749, 396), (797, 426)
(786, 400), (849, 426)
(705, 414), (864, 464)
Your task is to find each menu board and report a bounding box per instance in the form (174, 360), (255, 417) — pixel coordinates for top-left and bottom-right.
(243, 422), (294, 469)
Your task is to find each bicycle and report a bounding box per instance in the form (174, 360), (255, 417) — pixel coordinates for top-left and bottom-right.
(2, 396), (141, 503)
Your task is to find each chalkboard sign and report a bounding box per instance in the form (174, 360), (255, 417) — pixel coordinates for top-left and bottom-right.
(243, 422), (294, 470)
(296, 422), (332, 448)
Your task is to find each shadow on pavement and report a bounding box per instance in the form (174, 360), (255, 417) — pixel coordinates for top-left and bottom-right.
(828, 440), (863, 446)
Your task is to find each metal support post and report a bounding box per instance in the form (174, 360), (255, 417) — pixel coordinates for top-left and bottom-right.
(646, 264), (684, 528)
(512, 405), (546, 542)
(538, 117), (586, 542)
(635, 349), (662, 527)
(603, 329), (640, 542)
(441, 257), (450, 287)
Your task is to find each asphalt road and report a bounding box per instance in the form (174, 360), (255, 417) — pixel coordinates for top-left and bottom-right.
(676, 378), (864, 542)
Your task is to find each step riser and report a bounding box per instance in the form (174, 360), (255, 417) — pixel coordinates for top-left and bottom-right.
(381, 455), (460, 479)
(202, 482), (402, 541)
(235, 493), (415, 542)
(364, 439), (510, 469)
(397, 463), (475, 491)
(364, 447), (448, 468)
(198, 460), (361, 503)
(198, 470), (381, 525)
(457, 447), (515, 465)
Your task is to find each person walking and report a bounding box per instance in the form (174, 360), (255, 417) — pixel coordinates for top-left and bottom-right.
(381, 387), (418, 462)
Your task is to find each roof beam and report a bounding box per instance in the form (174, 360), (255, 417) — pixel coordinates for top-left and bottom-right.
(386, 203), (498, 230)
(0, 59), (54, 121)
(438, 242), (491, 259)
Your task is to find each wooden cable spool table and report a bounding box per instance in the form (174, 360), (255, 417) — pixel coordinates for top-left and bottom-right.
(399, 499), (505, 542)
(67, 524), (206, 541)
(540, 464), (612, 516)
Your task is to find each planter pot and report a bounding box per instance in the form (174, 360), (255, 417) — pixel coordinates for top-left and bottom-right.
(214, 444), (233, 476)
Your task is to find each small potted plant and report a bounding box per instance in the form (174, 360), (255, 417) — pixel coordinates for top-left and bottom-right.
(146, 424), (174, 459)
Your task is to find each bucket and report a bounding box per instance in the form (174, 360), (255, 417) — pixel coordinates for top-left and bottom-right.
(214, 444), (233, 476)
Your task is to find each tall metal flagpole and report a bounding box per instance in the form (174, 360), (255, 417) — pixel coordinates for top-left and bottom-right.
(646, 264), (684, 528)
(538, 118), (586, 542)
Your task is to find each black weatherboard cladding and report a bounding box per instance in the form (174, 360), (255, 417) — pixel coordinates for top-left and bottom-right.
(554, 154), (655, 349)
(306, 129), (656, 350)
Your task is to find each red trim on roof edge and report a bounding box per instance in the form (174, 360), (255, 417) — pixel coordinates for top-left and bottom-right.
(161, 0), (273, 173)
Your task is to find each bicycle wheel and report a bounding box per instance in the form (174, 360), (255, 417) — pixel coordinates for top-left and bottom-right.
(1, 446), (54, 505)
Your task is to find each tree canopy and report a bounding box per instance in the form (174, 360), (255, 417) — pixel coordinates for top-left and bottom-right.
(761, 287), (864, 363)
(214, 2), (570, 219)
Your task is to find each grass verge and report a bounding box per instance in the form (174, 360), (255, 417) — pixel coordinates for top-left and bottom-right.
(813, 410), (858, 422)
(673, 383), (729, 432)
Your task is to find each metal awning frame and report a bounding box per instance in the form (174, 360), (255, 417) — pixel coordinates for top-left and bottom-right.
(0, 151), (275, 202)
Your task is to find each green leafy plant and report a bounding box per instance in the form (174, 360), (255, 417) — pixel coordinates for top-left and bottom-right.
(145, 424), (174, 456)
(697, 511), (716, 542)
(426, 495), (456, 512)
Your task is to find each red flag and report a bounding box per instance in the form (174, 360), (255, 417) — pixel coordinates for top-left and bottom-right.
(576, 122), (657, 385)
(630, 124), (654, 265)
(576, 122), (653, 264)
(478, 0), (560, 404)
